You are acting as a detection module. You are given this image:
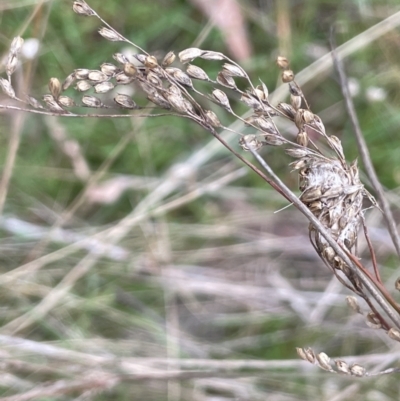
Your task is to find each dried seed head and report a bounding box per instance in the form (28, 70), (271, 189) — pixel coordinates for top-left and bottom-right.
(222, 63), (246, 78)
(350, 364), (366, 377)
(178, 48), (203, 63)
(303, 110), (314, 124)
(42, 94), (65, 112)
(328, 135), (344, 159)
(335, 360), (350, 374)
(366, 312), (381, 329)
(26, 95), (42, 109)
(285, 148), (310, 158)
(200, 51), (224, 61)
(216, 72), (236, 88)
(308, 201), (322, 213)
(134, 54), (147, 64)
(0, 78), (15, 98)
(167, 93), (188, 113)
(148, 93), (171, 109)
(205, 110), (221, 127)
(300, 187), (322, 202)
(123, 63), (137, 77)
(262, 134), (285, 146)
(62, 73), (76, 91)
(395, 278), (400, 291)
(291, 94), (302, 110)
(282, 69), (294, 83)
(82, 95), (103, 108)
(88, 70), (108, 83)
(171, 69), (193, 87)
(75, 80), (92, 92)
(115, 72), (134, 85)
(316, 352), (332, 371)
(304, 347), (316, 364)
(296, 130), (308, 147)
(259, 81), (269, 99)
(74, 69), (90, 80)
(212, 89), (231, 110)
(240, 93), (261, 111)
(186, 65), (209, 81)
(146, 71), (162, 87)
(6, 54), (18, 76)
(144, 55), (158, 69)
(162, 51), (176, 67)
(48, 77), (61, 99)
(277, 102), (296, 119)
(289, 82), (302, 96)
(239, 135), (263, 151)
(114, 94), (138, 109)
(276, 56), (289, 69)
(322, 246), (335, 262)
(10, 36), (24, 55)
(388, 327), (400, 342)
(113, 53), (129, 65)
(58, 95), (76, 107)
(98, 27), (121, 41)
(296, 347), (308, 361)
(254, 117), (278, 135)
(94, 81), (115, 93)
(72, 0), (95, 16)
(101, 63), (119, 76)
(346, 296), (361, 314)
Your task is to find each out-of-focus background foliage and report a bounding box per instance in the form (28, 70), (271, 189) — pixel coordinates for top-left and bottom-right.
(1, 0), (400, 399)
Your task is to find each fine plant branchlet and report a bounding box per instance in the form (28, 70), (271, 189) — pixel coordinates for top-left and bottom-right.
(1, 0), (400, 379)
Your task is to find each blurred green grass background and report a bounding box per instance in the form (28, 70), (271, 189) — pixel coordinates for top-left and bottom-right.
(1, 0), (400, 400)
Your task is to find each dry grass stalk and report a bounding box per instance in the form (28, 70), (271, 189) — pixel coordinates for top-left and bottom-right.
(1, 0), (400, 378)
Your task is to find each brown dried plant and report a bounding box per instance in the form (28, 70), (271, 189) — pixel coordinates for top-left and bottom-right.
(1, 0), (400, 378)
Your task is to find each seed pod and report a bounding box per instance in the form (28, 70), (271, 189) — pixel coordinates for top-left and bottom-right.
(72, 0), (95, 16)
(254, 117), (279, 135)
(277, 102), (296, 119)
(115, 72), (134, 85)
(48, 77), (61, 99)
(296, 347), (308, 361)
(335, 360), (350, 374)
(98, 27), (121, 41)
(216, 72), (236, 88)
(94, 81), (114, 93)
(328, 135), (345, 159)
(10, 36), (24, 55)
(123, 63), (137, 77)
(388, 327), (400, 342)
(366, 312), (381, 329)
(167, 93), (188, 113)
(350, 364), (366, 377)
(345, 296), (360, 314)
(239, 135), (263, 151)
(322, 246), (335, 262)
(296, 130), (308, 147)
(200, 51), (225, 61)
(6, 54), (18, 76)
(240, 93), (261, 110)
(146, 72), (162, 87)
(148, 93), (171, 109)
(316, 352), (332, 371)
(82, 95), (103, 108)
(88, 70), (108, 83)
(178, 48), (203, 63)
(58, 95), (76, 107)
(172, 69), (193, 87)
(300, 187), (322, 203)
(258, 81), (269, 99)
(262, 134), (285, 146)
(101, 63), (119, 76)
(167, 84), (181, 96)
(222, 63), (246, 78)
(282, 69), (294, 83)
(308, 201), (322, 213)
(162, 51), (176, 67)
(290, 158), (308, 170)
(253, 87), (266, 101)
(276, 56), (289, 69)
(303, 347), (315, 364)
(113, 53), (129, 65)
(186, 65), (209, 81)
(74, 68), (90, 80)
(289, 81), (302, 96)
(291, 94), (302, 110)
(42, 94), (65, 112)
(212, 89), (231, 110)
(26, 95), (43, 109)
(322, 186), (343, 199)
(303, 110), (314, 124)
(75, 80), (92, 92)
(285, 148), (309, 158)
(0, 78), (15, 98)
(62, 73), (76, 91)
(114, 94), (138, 109)
(205, 110), (221, 127)
(144, 55), (158, 69)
